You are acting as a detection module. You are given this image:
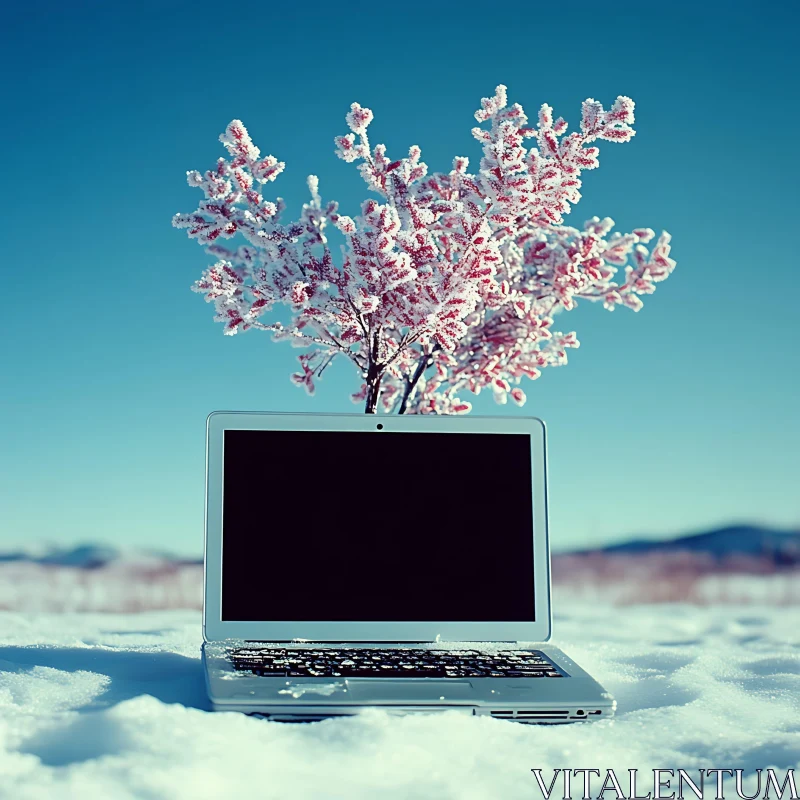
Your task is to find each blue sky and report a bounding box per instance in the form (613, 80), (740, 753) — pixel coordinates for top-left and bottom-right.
(1, 0), (798, 555)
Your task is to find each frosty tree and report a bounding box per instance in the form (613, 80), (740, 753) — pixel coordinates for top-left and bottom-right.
(174, 85), (675, 414)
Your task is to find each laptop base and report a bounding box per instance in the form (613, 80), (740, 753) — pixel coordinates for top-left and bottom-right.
(203, 643), (615, 724)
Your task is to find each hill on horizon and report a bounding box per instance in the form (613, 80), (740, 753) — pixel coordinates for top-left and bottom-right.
(573, 524), (800, 566)
(0, 524), (798, 568)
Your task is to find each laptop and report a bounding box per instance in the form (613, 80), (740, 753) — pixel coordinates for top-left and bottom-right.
(201, 411), (615, 723)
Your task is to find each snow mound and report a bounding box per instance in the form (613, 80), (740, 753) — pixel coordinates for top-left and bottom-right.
(0, 603), (797, 799)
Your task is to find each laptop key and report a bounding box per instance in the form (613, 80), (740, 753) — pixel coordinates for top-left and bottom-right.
(228, 647), (567, 679)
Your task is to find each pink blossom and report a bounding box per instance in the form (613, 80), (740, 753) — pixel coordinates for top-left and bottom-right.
(345, 102), (374, 135)
(175, 85), (675, 413)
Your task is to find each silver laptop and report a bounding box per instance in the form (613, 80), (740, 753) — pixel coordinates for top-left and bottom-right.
(201, 411), (615, 723)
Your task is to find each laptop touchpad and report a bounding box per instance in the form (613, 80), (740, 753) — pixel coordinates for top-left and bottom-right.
(345, 679), (474, 702)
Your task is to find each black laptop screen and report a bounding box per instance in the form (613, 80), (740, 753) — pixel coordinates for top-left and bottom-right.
(221, 429), (536, 622)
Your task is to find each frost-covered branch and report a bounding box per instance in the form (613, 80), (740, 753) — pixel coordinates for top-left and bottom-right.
(174, 85), (675, 414)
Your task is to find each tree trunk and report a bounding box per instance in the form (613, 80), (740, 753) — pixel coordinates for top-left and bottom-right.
(364, 333), (382, 414)
(397, 345), (439, 415)
(364, 367), (382, 414)
(397, 353), (429, 415)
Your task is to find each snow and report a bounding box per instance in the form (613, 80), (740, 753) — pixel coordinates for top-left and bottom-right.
(0, 562), (204, 613)
(1, 601), (798, 799)
(278, 682), (346, 698)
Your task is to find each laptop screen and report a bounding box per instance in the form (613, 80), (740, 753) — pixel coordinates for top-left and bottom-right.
(221, 429), (536, 622)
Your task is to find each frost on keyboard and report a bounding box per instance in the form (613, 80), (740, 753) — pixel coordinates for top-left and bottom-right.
(228, 648), (567, 679)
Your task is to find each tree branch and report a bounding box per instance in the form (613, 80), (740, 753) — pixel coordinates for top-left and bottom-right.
(397, 343), (440, 414)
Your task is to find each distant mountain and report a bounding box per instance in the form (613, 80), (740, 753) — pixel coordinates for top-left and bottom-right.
(574, 525), (800, 566)
(0, 544), (202, 569)
(1, 525), (798, 569)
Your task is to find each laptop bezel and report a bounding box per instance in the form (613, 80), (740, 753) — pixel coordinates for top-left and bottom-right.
(203, 411), (552, 643)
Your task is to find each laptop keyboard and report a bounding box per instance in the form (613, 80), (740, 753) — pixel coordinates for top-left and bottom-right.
(229, 647), (565, 679)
